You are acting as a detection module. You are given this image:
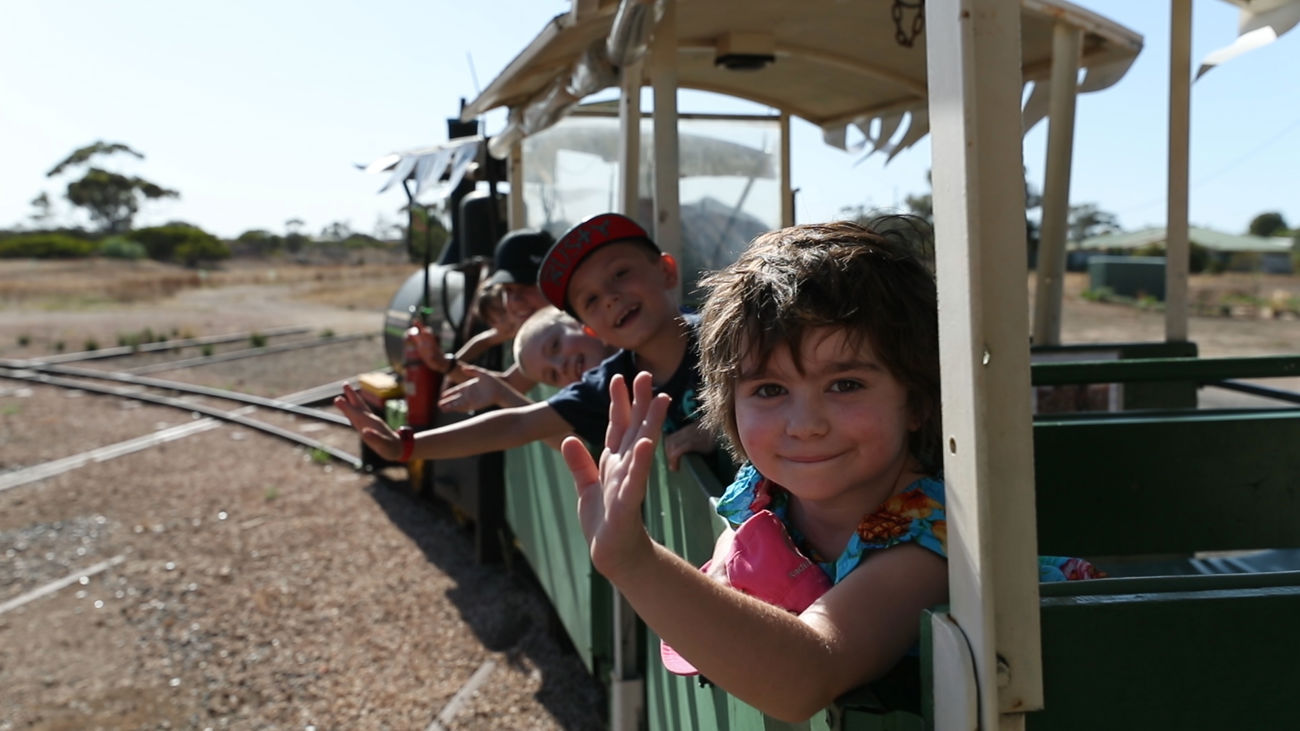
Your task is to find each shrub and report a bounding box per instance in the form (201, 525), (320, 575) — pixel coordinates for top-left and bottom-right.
(233, 229), (283, 257)
(249, 332), (267, 348)
(98, 236), (148, 260)
(17, 334), (30, 347)
(175, 238), (231, 266)
(132, 224), (229, 265)
(0, 233), (96, 259)
(1081, 287), (1114, 302)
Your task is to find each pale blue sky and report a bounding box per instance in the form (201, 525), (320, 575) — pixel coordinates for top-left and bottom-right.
(2, 1), (1296, 239)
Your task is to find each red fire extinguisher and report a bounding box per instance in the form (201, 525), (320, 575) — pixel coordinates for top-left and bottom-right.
(403, 322), (442, 430)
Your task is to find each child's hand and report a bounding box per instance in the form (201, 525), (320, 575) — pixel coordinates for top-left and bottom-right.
(334, 384), (401, 461)
(663, 421), (717, 471)
(561, 371), (670, 579)
(439, 364), (504, 413)
(406, 324), (451, 374)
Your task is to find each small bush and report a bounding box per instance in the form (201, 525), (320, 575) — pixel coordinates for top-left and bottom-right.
(249, 332), (267, 348)
(98, 236), (148, 260)
(54, 341), (65, 352)
(175, 238), (231, 267)
(201, 344), (214, 357)
(1080, 287), (1114, 302)
(320, 328), (335, 339)
(1136, 294), (1162, 311)
(233, 229), (284, 258)
(84, 338), (99, 351)
(132, 224), (229, 265)
(0, 233), (96, 259)
(16, 334), (30, 347)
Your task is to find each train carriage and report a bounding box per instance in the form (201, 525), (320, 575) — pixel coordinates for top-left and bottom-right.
(369, 1), (1300, 728)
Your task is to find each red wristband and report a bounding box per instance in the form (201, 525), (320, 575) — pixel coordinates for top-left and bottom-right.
(397, 426), (415, 462)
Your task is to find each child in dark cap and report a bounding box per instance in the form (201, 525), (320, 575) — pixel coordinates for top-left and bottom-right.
(409, 228), (553, 409)
(337, 212), (716, 469)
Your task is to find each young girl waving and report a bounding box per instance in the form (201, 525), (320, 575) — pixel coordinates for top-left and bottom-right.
(561, 219), (1098, 722)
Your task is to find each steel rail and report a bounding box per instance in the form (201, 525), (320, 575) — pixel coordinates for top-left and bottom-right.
(124, 332), (373, 375)
(14, 325), (312, 366)
(15, 362), (349, 425)
(0, 368), (361, 469)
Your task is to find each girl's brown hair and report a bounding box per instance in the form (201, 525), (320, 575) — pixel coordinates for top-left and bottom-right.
(696, 216), (941, 473)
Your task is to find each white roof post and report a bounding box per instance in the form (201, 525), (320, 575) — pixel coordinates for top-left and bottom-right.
(1032, 22), (1082, 347)
(1166, 0), (1192, 342)
(508, 134), (525, 230)
(650, 0), (682, 301)
(619, 59), (643, 219)
(610, 51), (648, 731)
(780, 110), (793, 227)
(926, 0), (1044, 728)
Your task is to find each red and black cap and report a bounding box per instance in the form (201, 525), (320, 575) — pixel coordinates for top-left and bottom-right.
(538, 213), (657, 314)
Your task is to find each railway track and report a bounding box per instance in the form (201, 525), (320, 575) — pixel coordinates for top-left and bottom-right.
(1, 328), (372, 480)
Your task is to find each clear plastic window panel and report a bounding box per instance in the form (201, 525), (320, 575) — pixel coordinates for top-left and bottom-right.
(521, 112), (782, 299)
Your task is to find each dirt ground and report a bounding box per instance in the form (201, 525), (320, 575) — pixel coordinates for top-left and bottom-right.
(2, 260), (1299, 730)
(1, 260), (605, 731)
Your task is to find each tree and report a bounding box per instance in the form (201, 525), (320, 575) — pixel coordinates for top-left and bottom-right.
(1248, 211), (1287, 237)
(844, 168), (1044, 265)
(403, 205), (450, 264)
(28, 192), (52, 226)
(1067, 203), (1121, 244)
(319, 220), (353, 241)
(45, 141), (178, 233)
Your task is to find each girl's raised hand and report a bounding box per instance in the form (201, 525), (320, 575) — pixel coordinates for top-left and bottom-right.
(561, 371), (670, 579)
(334, 384), (401, 461)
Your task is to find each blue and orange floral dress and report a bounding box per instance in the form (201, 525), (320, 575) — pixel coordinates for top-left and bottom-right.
(716, 463), (1105, 585)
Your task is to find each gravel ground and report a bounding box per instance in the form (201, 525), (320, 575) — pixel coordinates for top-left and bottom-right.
(0, 272), (607, 731)
(4, 264), (1300, 731)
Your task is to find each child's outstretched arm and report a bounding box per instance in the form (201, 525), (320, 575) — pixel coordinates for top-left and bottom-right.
(335, 384), (571, 461)
(438, 363), (532, 413)
(562, 372), (948, 722)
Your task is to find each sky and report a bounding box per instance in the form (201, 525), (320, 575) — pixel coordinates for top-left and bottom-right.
(2, 1), (1297, 240)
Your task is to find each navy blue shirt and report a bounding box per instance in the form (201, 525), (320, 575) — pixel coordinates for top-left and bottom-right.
(547, 314), (703, 446)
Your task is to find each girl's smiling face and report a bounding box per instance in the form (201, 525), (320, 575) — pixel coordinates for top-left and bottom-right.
(734, 327), (921, 510)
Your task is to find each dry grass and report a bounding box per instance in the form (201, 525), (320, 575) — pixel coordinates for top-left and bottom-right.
(0, 259), (414, 310)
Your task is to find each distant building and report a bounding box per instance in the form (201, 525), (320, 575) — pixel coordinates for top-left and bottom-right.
(1068, 226), (1294, 274)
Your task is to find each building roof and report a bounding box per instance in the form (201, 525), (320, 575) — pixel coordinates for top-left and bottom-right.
(1075, 226), (1295, 253)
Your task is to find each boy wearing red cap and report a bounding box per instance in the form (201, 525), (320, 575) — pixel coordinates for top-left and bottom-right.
(336, 212), (716, 469)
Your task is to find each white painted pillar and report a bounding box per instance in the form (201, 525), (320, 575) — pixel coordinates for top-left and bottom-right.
(1166, 0), (1192, 342)
(650, 0), (683, 301)
(926, 0), (1044, 728)
(610, 55), (647, 731)
(780, 111), (793, 227)
(508, 137), (525, 229)
(618, 60), (643, 220)
(1031, 23), (1082, 347)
